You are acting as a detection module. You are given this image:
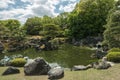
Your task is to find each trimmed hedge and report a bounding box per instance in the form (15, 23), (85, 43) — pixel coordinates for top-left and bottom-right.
(10, 58), (26, 67)
(108, 48), (120, 53)
(106, 52), (120, 62)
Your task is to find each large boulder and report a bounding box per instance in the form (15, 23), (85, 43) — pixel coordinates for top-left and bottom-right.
(48, 66), (64, 80)
(2, 67), (20, 75)
(24, 57), (51, 75)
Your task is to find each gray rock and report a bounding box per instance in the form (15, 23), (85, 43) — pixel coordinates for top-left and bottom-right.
(93, 62), (111, 69)
(2, 67), (20, 75)
(48, 66), (64, 80)
(49, 63), (60, 69)
(24, 57), (51, 75)
(92, 57), (111, 69)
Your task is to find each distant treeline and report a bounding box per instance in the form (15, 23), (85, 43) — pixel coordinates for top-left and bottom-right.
(0, 0), (120, 48)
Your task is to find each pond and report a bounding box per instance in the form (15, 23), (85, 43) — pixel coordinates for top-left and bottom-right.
(0, 44), (98, 68)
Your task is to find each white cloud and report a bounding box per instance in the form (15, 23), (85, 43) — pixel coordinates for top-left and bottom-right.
(20, 0), (59, 17)
(31, 0), (59, 17)
(0, 0), (79, 23)
(61, 0), (77, 3)
(59, 2), (77, 12)
(0, 8), (33, 23)
(0, 0), (15, 9)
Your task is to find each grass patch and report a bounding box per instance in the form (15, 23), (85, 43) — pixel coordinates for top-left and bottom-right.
(0, 64), (120, 80)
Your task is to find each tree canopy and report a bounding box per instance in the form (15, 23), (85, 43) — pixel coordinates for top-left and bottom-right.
(0, 0), (117, 44)
(103, 0), (120, 48)
(68, 0), (115, 40)
(0, 19), (25, 40)
(40, 24), (60, 39)
(24, 17), (42, 35)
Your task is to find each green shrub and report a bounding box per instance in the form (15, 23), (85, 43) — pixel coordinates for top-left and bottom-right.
(10, 58), (26, 67)
(106, 52), (120, 62)
(108, 48), (120, 53)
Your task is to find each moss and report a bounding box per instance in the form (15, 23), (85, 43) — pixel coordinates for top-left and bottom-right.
(10, 58), (26, 67)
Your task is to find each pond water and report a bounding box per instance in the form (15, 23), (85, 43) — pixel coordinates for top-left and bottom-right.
(0, 44), (98, 68)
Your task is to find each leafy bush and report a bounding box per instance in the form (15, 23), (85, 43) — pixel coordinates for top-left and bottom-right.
(10, 58), (26, 67)
(106, 52), (120, 62)
(41, 24), (60, 38)
(108, 48), (120, 53)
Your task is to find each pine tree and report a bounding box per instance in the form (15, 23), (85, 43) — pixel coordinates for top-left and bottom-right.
(103, 0), (120, 48)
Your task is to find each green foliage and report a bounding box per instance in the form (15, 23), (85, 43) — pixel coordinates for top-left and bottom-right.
(0, 19), (25, 40)
(53, 12), (70, 37)
(53, 12), (69, 29)
(106, 52), (120, 62)
(0, 20), (8, 37)
(108, 48), (120, 53)
(41, 24), (61, 38)
(63, 29), (71, 37)
(24, 16), (64, 36)
(10, 58), (26, 67)
(5, 19), (21, 31)
(24, 17), (42, 35)
(42, 15), (54, 24)
(104, 0), (120, 48)
(13, 27), (26, 40)
(68, 0), (114, 40)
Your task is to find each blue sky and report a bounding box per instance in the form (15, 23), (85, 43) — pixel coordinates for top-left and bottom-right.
(0, 0), (80, 23)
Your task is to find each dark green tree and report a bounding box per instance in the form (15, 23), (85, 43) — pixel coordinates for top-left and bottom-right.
(41, 24), (60, 39)
(0, 19), (26, 52)
(5, 19), (21, 31)
(53, 12), (70, 37)
(68, 0), (114, 40)
(24, 17), (42, 35)
(0, 19), (26, 40)
(54, 12), (69, 29)
(0, 20), (9, 39)
(103, 0), (120, 48)
(42, 15), (54, 25)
